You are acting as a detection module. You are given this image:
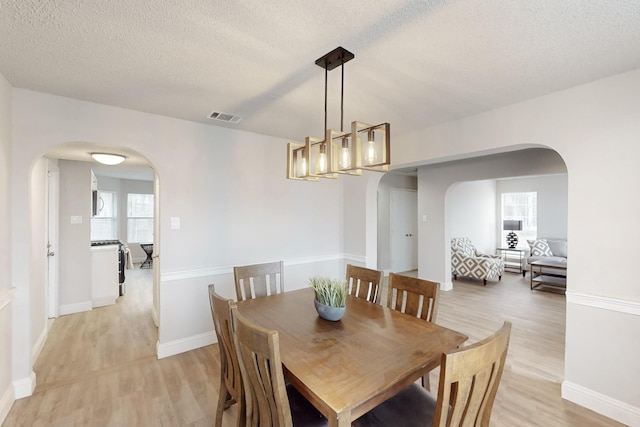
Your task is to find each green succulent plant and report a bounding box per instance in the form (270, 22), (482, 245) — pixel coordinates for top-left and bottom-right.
(308, 276), (347, 308)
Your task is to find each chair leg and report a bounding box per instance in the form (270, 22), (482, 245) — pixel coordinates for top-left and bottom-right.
(483, 278), (487, 286)
(499, 275), (502, 281)
(215, 385), (236, 427)
(453, 274), (457, 280)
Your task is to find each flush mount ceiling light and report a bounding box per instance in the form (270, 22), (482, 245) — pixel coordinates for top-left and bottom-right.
(91, 153), (126, 165)
(287, 46), (390, 181)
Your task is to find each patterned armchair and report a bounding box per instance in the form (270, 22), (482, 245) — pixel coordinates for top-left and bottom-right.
(451, 237), (504, 286)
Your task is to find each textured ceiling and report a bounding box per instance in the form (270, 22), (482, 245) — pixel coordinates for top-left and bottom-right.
(2, 0), (640, 164)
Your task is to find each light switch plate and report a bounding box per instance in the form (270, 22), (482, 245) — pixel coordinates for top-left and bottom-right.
(171, 217), (180, 229)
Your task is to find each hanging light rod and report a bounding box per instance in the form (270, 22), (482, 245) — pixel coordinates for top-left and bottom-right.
(287, 46), (390, 181)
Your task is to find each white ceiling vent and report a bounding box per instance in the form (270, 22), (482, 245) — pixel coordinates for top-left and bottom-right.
(207, 111), (242, 124)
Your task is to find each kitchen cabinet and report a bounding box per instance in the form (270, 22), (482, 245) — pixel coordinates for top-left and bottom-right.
(91, 244), (119, 307)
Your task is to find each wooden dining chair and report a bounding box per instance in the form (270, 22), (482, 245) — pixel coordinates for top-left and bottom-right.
(345, 264), (384, 304)
(352, 321), (512, 427)
(387, 273), (440, 390)
(208, 285), (245, 427)
(231, 307), (328, 427)
(233, 260), (284, 302)
(387, 273), (439, 322)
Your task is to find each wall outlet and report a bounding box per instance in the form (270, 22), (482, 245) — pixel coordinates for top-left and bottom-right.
(70, 215), (82, 224)
(171, 217), (180, 229)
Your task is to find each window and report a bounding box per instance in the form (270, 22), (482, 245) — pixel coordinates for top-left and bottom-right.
(501, 192), (537, 246)
(127, 193), (154, 243)
(91, 191), (118, 240)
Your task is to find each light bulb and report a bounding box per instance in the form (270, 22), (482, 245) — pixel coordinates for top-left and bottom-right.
(339, 147), (351, 169)
(299, 157), (308, 176)
(365, 140), (377, 164)
(317, 152), (327, 173)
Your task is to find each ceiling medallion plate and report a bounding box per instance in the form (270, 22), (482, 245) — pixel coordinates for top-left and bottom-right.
(315, 46), (354, 71)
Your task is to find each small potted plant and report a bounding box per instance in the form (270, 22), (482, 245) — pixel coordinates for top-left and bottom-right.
(308, 276), (347, 321)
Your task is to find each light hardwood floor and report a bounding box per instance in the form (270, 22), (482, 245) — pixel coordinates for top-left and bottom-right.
(3, 269), (624, 426)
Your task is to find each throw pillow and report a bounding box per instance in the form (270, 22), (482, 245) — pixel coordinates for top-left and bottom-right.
(529, 239), (553, 257)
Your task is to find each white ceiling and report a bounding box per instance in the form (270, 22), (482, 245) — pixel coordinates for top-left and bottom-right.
(2, 0), (640, 178)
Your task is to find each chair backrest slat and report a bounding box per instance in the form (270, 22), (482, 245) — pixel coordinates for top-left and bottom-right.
(434, 321), (512, 427)
(345, 264), (384, 304)
(234, 261), (284, 302)
(387, 273), (439, 322)
(208, 284), (245, 427)
(232, 307), (293, 427)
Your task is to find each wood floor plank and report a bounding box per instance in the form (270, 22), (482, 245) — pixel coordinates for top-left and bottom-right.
(2, 268), (626, 426)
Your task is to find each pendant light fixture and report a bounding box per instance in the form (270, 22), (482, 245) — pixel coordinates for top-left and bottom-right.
(91, 153), (126, 165)
(287, 47), (390, 181)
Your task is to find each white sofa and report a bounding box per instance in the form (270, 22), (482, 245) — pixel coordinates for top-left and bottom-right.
(525, 238), (567, 274)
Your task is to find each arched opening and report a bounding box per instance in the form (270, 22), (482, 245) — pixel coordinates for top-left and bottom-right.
(24, 141), (160, 395)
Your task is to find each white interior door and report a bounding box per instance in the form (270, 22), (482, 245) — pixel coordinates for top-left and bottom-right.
(47, 162), (60, 318)
(390, 189), (418, 272)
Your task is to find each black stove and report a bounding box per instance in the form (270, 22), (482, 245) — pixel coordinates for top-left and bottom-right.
(91, 239), (122, 246)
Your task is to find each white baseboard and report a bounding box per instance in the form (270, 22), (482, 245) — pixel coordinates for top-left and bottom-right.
(0, 384), (15, 426)
(13, 371), (36, 399)
(156, 331), (216, 359)
(562, 380), (640, 426)
(92, 296), (117, 308)
(59, 300), (92, 316)
(441, 281), (453, 291)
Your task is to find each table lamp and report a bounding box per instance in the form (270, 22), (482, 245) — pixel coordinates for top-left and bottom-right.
(503, 220), (523, 248)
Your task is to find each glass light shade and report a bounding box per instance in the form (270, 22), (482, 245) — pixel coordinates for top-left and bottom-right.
(339, 145), (351, 169)
(317, 151), (328, 173)
(352, 121), (390, 171)
(91, 153), (125, 165)
(298, 156), (308, 177)
(364, 139), (377, 164)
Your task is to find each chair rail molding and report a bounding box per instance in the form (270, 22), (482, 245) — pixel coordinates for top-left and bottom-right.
(565, 291), (640, 316)
(0, 287), (16, 311)
(161, 253), (356, 282)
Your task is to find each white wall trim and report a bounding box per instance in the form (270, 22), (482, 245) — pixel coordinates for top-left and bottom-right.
(151, 304), (159, 328)
(92, 296), (117, 308)
(0, 383), (15, 426)
(441, 281), (454, 291)
(562, 380), (640, 426)
(59, 300), (93, 316)
(31, 323), (49, 363)
(156, 331), (216, 359)
(0, 287), (15, 311)
(13, 371), (36, 399)
(161, 253), (353, 282)
(566, 292), (640, 316)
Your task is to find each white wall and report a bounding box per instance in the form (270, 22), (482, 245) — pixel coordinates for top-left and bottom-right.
(377, 173), (417, 270)
(393, 68), (640, 425)
(448, 179), (497, 254)
(496, 174), (568, 242)
(0, 68), (14, 425)
(29, 159), (48, 363)
(57, 161), (93, 314)
(9, 90), (346, 385)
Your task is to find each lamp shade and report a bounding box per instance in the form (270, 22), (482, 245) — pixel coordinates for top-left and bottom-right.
(503, 220), (523, 231)
(91, 153), (125, 165)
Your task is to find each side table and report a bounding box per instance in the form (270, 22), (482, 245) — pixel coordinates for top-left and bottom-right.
(496, 247), (526, 276)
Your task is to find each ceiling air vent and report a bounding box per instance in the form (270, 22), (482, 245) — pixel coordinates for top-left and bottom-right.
(207, 111), (242, 124)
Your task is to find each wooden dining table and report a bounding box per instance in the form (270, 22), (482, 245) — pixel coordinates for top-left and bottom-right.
(235, 288), (468, 427)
